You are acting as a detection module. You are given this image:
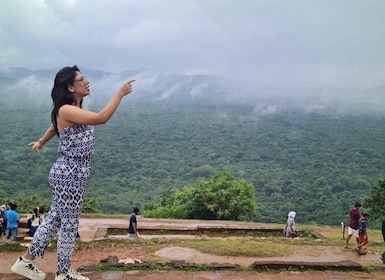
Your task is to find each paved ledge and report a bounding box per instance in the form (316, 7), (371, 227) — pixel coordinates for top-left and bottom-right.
(95, 255), (366, 273)
(1, 270), (384, 280)
(250, 260), (362, 271)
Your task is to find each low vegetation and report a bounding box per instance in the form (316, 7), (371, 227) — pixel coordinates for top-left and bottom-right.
(2, 222), (384, 258)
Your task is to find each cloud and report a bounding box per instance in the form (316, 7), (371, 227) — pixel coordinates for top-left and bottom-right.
(158, 83), (181, 100)
(190, 84), (207, 98)
(1, 0), (385, 90)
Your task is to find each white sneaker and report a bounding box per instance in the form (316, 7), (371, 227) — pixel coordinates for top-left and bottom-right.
(55, 269), (89, 280)
(11, 256), (46, 280)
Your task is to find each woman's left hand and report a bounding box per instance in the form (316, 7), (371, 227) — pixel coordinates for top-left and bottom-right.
(28, 141), (43, 153)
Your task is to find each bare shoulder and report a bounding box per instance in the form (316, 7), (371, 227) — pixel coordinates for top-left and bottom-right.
(58, 104), (84, 119)
(59, 104), (81, 113)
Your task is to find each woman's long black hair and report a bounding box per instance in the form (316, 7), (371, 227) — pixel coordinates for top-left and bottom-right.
(51, 65), (83, 135)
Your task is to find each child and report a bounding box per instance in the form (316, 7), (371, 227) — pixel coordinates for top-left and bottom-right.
(356, 213), (369, 254)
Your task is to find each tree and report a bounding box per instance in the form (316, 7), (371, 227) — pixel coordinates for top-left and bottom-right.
(364, 177), (385, 220)
(185, 171), (257, 220)
(145, 171), (257, 221)
(15, 195), (45, 214)
(82, 197), (101, 213)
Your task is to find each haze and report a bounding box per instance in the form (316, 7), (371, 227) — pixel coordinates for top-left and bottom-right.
(1, 0), (385, 90)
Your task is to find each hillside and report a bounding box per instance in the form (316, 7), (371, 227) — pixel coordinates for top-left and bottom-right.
(1, 68), (385, 227)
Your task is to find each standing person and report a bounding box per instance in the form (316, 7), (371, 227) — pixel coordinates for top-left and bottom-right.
(27, 207), (41, 237)
(284, 211), (297, 238)
(38, 205), (46, 222)
(3, 202), (12, 234)
(5, 203), (19, 240)
(356, 213), (369, 254)
(0, 204), (6, 238)
(11, 65), (135, 280)
(128, 207), (140, 238)
(344, 202), (361, 249)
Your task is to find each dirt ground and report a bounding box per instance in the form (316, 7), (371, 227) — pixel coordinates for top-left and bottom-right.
(0, 217), (384, 274)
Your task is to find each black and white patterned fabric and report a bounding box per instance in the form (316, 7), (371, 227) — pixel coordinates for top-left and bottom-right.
(27, 124), (95, 272)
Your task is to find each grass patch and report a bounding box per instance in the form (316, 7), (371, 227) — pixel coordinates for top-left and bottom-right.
(74, 237), (311, 258)
(97, 263), (242, 272)
(75, 223), (385, 259)
(0, 239), (61, 252)
(107, 227), (317, 239)
(0, 243), (25, 252)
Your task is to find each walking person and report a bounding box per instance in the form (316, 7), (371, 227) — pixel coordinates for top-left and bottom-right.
(284, 211), (297, 238)
(128, 207), (140, 238)
(356, 213), (369, 254)
(344, 202), (361, 249)
(11, 65), (135, 280)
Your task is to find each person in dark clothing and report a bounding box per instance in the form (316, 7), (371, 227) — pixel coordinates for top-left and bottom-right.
(382, 220), (385, 242)
(344, 202), (361, 248)
(128, 207), (140, 238)
(0, 204), (6, 238)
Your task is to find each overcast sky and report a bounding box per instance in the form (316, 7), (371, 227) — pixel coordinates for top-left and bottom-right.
(1, 0), (385, 89)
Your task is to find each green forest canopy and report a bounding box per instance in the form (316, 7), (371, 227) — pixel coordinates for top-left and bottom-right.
(1, 103), (385, 226)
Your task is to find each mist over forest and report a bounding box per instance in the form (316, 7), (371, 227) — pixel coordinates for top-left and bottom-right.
(2, 66), (385, 115)
(1, 67), (385, 227)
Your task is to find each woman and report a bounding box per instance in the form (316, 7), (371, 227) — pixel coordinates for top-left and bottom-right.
(12, 66), (135, 280)
(38, 205), (46, 222)
(284, 211), (297, 238)
(27, 207), (40, 237)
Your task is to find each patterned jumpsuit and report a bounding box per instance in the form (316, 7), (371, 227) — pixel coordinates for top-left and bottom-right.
(27, 124), (95, 272)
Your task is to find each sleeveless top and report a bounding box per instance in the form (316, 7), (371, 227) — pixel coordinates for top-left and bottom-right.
(30, 214), (40, 227)
(58, 124), (95, 159)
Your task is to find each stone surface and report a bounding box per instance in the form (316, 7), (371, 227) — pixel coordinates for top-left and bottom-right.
(1, 217), (385, 279)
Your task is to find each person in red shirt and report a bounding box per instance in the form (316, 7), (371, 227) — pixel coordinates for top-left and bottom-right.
(344, 202), (361, 249)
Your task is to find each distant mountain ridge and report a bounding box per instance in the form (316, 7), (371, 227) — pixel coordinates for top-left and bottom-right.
(0, 67), (242, 108)
(1, 67), (385, 115)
